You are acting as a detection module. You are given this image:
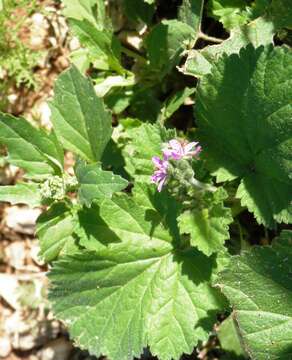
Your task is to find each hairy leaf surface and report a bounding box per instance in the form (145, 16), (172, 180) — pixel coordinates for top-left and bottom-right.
(76, 191), (172, 252)
(196, 45), (292, 227)
(132, 182), (181, 243)
(217, 230), (292, 359)
(183, 17), (274, 78)
(217, 316), (246, 357)
(49, 192), (224, 360)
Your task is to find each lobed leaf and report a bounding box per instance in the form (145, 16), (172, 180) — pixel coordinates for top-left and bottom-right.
(132, 182), (181, 243)
(183, 17), (274, 78)
(196, 45), (292, 227)
(76, 191), (172, 252)
(49, 191), (225, 360)
(217, 230), (292, 360)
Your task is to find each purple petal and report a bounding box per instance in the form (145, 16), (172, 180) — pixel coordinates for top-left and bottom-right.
(192, 145), (202, 156)
(162, 149), (172, 160)
(157, 177), (166, 192)
(170, 152), (182, 160)
(151, 174), (158, 183)
(152, 156), (163, 167)
(169, 139), (182, 152)
(184, 142), (199, 153)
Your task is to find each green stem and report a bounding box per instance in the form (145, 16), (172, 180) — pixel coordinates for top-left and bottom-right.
(121, 46), (146, 63)
(198, 32), (224, 44)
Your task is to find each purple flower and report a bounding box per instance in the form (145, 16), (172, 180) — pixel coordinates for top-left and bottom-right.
(151, 156), (168, 192)
(151, 139), (202, 192)
(163, 139), (202, 160)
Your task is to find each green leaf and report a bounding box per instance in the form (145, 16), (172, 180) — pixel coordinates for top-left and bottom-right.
(216, 230), (292, 360)
(178, 188), (233, 256)
(50, 249), (223, 360)
(268, 0), (292, 30)
(202, 0), (292, 75)
(178, 0), (204, 32)
(132, 182), (181, 243)
(0, 183), (41, 207)
(101, 138), (127, 174)
(94, 74), (135, 97)
(217, 316), (247, 358)
(75, 203), (119, 252)
(123, 0), (155, 24)
(36, 202), (78, 262)
(146, 20), (196, 78)
(50, 66), (112, 162)
(75, 161), (128, 207)
(208, 0), (271, 31)
(129, 88), (162, 122)
(69, 19), (124, 73)
(123, 123), (175, 182)
(49, 192), (224, 360)
(182, 50), (213, 78)
(183, 17), (274, 78)
(0, 113), (63, 179)
(76, 192), (172, 251)
(158, 87), (195, 123)
(62, 0), (107, 29)
(196, 45), (292, 227)
(208, 0), (252, 30)
(69, 48), (91, 73)
(105, 89), (133, 115)
(63, 0), (118, 73)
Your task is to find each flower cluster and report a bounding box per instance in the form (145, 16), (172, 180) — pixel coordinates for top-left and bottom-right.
(151, 139), (201, 192)
(40, 174), (78, 202)
(40, 175), (65, 201)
